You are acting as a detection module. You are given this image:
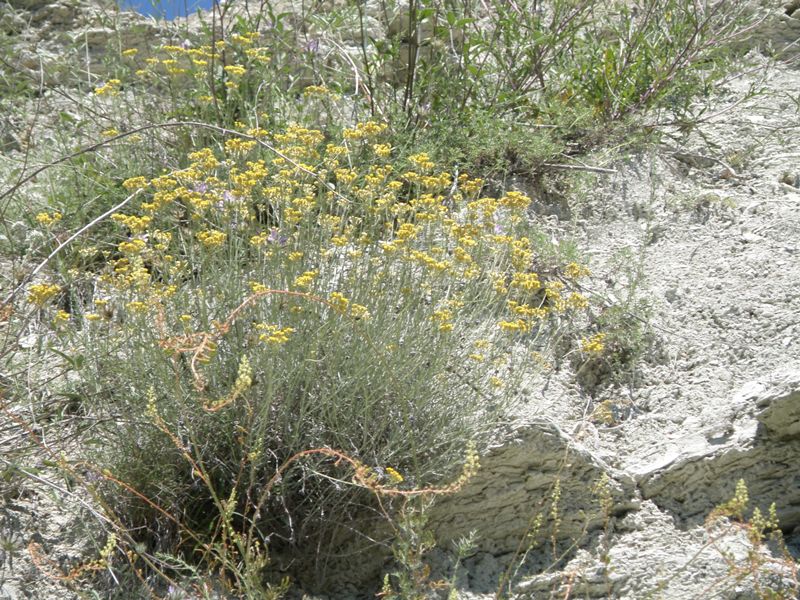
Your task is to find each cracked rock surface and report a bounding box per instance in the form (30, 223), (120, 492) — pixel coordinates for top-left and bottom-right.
(429, 47), (800, 600)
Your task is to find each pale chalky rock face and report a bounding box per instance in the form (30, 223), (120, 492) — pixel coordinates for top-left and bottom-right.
(635, 368), (800, 528)
(6, 0), (57, 10)
(756, 369), (800, 440)
(430, 420), (639, 556)
(0, 0), (172, 87)
(738, 3), (800, 58)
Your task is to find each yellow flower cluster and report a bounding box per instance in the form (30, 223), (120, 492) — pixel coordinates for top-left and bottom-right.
(126, 34), (270, 86)
(111, 213), (151, 234)
(28, 283), (61, 306)
(566, 292), (589, 310)
(187, 148), (219, 171)
(507, 300), (547, 320)
(224, 65), (247, 78)
(499, 191), (531, 211)
(431, 308), (454, 332)
(385, 467), (403, 484)
(225, 138), (257, 154)
(273, 124), (324, 150)
(372, 144), (391, 158)
(328, 291), (349, 313)
(100, 256), (152, 290)
(118, 239), (147, 255)
(244, 47), (271, 64)
(197, 230), (227, 248)
(35, 211), (62, 227)
(343, 121), (388, 140)
(94, 79), (121, 96)
(581, 333), (606, 355)
(122, 176), (149, 191)
(53, 310), (70, 326)
(544, 281), (567, 311)
(247, 127), (269, 139)
(303, 85), (332, 98)
(409, 250), (450, 272)
(293, 270), (318, 289)
(408, 152), (435, 171)
(564, 262), (591, 279)
(126, 300), (149, 314)
(498, 318), (531, 333)
(510, 271), (541, 292)
(257, 324), (295, 345)
(232, 31), (259, 45)
(460, 175), (484, 195)
(327, 292), (369, 319)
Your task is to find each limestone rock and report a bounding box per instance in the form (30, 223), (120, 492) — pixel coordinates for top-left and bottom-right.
(6, 0), (53, 10)
(515, 500), (796, 599)
(636, 368), (800, 528)
(744, 8), (800, 57)
(430, 420), (639, 558)
(0, 4), (26, 33)
(755, 369), (800, 440)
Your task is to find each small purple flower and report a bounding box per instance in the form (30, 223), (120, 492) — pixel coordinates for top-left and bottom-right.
(213, 190), (239, 214)
(192, 182), (208, 194)
(304, 39), (320, 53)
(267, 228), (289, 246)
(494, 223), (504, 234)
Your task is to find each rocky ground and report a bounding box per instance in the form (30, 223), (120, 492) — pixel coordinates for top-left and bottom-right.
(424, 46), (800, 600)
(1, 1), (800, 599)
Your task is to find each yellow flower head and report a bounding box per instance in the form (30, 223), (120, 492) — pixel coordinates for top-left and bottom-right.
(257, 324), (295, 344)
(224, 64), (246, 77)
(328, 291), (349, 313)
(303, 85), (331, 98)
(35, 211), (62, 227)
(197, 230), (227, 248)
(118, 239), (147, 254)
(94, 79), (121, 96)
(580, 333), (606, 355)
(122, 176), (149, 191)
(385, 467), (404, 484)
(372, 143), (391, 158)
(53, 310), (70, 325)
(343, 121), (388, 141)
(28, 283), (61, 306)
(293, 270), (318, 289)
(408, 152), (435, 171)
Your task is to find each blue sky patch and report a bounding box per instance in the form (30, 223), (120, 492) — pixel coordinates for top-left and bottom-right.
(119, 0), (213, 20)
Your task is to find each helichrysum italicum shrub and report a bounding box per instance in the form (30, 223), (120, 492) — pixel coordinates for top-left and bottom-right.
(11, 19), (613, 588)
(30, 110), (595, 575)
